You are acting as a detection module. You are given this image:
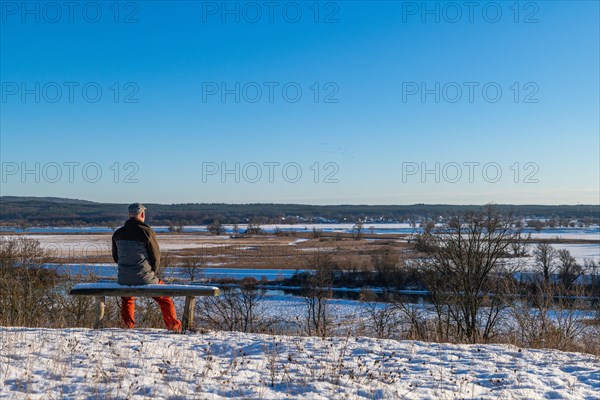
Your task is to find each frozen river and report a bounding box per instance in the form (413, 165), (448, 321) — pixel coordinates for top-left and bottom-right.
(3, 223), (599, 240)
(45, 264), (302, 281)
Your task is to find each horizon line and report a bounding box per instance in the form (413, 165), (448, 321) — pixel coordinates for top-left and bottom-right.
(2, 195), (599, 208)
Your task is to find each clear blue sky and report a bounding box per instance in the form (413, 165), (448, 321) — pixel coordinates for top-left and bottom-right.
(1, 1), (598, 205)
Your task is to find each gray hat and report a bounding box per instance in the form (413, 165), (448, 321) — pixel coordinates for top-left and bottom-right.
(128, 203), (147, 214)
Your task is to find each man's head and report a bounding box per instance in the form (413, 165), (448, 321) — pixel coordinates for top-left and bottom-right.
(128, 203), (147, 222)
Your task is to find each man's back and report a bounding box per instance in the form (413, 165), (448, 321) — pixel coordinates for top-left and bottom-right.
(112, 218), (161, 285)
(112, 203), (181, 331)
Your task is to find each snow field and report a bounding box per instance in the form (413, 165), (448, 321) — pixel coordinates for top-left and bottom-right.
(1, 327), (598, 399)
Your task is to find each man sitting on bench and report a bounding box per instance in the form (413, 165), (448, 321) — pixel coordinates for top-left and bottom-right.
(111, 203), (182, 332)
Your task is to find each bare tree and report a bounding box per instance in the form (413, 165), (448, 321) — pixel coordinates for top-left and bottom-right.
(585, 258), (600, 322)
(352, 222), (364, 240)
(300, 252), (335, 337)
(528, 219), (544, 233)
(157, 253), (175, 282)
(509, 230), (530, 257)
(584, 258), (599, 295)
(420, 219), (436, 233)
(246, 221), (262, 235)
(414, 219), (436, 253)
(557, 249), (583, 289)
(207, 219), (224, 235)
(419, 205), (518, 343)
(181, 254), (205, 282)
(533, 243), (557, 283)
(408, 217), (418, 241)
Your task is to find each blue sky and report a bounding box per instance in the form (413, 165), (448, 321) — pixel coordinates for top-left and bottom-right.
(1, 0), (598, 205)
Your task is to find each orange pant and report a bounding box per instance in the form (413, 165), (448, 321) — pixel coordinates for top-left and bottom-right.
(121, 280), (182, 331)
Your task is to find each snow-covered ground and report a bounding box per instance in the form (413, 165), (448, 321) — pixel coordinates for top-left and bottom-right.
(529, 232), (600, 240)
(502, 243), (600, 272)
(1, 327), (598, 399)
(7, 234), (232, 256)
(551, 243), (600, 263)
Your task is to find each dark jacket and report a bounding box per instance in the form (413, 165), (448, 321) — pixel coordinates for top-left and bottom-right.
(112, 218), (161, 285)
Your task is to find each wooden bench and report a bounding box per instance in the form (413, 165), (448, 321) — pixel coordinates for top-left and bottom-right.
(70, 283), (220, 331)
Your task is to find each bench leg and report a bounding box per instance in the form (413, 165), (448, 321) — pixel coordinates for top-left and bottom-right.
(182, 296), (196, 332)
(94, 296), (105, 329)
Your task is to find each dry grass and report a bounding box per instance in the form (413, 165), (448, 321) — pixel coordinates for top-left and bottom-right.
(20, 231), (412, 270)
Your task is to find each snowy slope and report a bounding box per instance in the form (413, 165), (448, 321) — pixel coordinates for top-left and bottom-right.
(1, 327), (598, 399)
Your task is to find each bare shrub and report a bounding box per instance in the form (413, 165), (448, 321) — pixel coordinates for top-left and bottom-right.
(312, 227), (323, 238)
(0, 237), (57, 326)
(299, 252), (335, 337)
(360, 291), (401, 339)
(510, 282), (591, 352)
(533, 242), (557, 284)
(392, 299), (437, 341)
(370, 247), (418, 288)
(557, 249), (583, 289)
(43, 272), (97, 327)
(198, 278), (270, 333)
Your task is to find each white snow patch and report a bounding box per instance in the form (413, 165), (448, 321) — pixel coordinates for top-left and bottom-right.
(6, 234), (231, 253)
(504, 243), (600, 271)
(289, 239), (310, 245)
(1, 327), (598, 399)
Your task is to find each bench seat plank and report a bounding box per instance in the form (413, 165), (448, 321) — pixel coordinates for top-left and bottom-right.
(70, 283), (220, 297)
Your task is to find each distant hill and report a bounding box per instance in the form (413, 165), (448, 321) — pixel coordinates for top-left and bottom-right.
(0, 196), (97, 205)
(0, 196), (598, 226)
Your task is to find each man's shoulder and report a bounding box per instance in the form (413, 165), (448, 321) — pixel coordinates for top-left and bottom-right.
(113, 220), (154, 240)
(138, 222), (156, 234)
(112, 225), (125, 236)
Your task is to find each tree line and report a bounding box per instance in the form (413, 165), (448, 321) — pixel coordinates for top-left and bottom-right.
(1, 196), (598, 226)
